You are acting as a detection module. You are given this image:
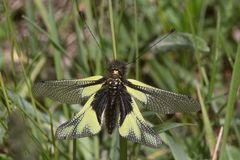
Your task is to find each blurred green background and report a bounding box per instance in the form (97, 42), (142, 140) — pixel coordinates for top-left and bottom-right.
(0, 0), (240, 160)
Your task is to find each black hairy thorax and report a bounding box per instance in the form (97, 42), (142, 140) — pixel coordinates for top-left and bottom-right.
(92, 60), (132, 134)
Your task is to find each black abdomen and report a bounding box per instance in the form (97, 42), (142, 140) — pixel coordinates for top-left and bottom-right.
(105, 94), (119, 134)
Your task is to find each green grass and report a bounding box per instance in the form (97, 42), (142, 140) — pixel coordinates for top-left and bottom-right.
(1, 0), (240, 159)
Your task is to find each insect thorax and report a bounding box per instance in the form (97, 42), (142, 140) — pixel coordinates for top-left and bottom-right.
(106, 77), (123, 90)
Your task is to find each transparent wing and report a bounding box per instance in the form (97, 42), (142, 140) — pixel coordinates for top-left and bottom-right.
(32, 76), (105, 104)
(125, 79), (200, 114)
(56, 94), (102, 139)
(119, 95), (161, 148)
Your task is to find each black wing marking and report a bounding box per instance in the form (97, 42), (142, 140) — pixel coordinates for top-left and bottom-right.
(125, 79), (200, 114)
(32, 76), (105, 104)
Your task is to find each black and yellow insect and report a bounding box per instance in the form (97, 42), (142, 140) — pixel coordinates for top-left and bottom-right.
(33, 60), (200, 148)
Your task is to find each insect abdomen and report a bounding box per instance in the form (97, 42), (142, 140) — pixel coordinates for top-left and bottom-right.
(105, 96), (118, 134)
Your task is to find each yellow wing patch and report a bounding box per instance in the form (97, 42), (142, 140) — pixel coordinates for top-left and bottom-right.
(81, 76), (103, 81)
(127, 79), (154, 88)
(56, 95), (101, 139)
(126, 78), (154, 104)
(81, 76), (104, 98)
(81, 84), (102, 97)
(126, 86), (147, 104)
(119, 113), (141, 139)
(119, 98), (161, 148)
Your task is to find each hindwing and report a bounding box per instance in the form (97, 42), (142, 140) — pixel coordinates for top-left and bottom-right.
(56, 94), (102, 139)
(118, 91), (161, 148)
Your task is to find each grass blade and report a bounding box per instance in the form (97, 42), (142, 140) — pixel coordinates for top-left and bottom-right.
(220, 44), (240, 160)
(197, 85), (215, 154)
(160, 133), (191, 160)
(0, 73), (11, 115)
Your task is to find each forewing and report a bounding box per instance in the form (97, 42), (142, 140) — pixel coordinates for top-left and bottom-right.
(56, 94), (102, 139)
(119, 95), (161, 148)
(125, 79), (200, 114)
(32, 76), (105, 104)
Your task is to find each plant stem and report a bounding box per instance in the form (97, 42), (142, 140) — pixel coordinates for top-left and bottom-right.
(108, 0), (117, 60)
(120, 136), (127, 160)
(134, 0), (139, 80)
